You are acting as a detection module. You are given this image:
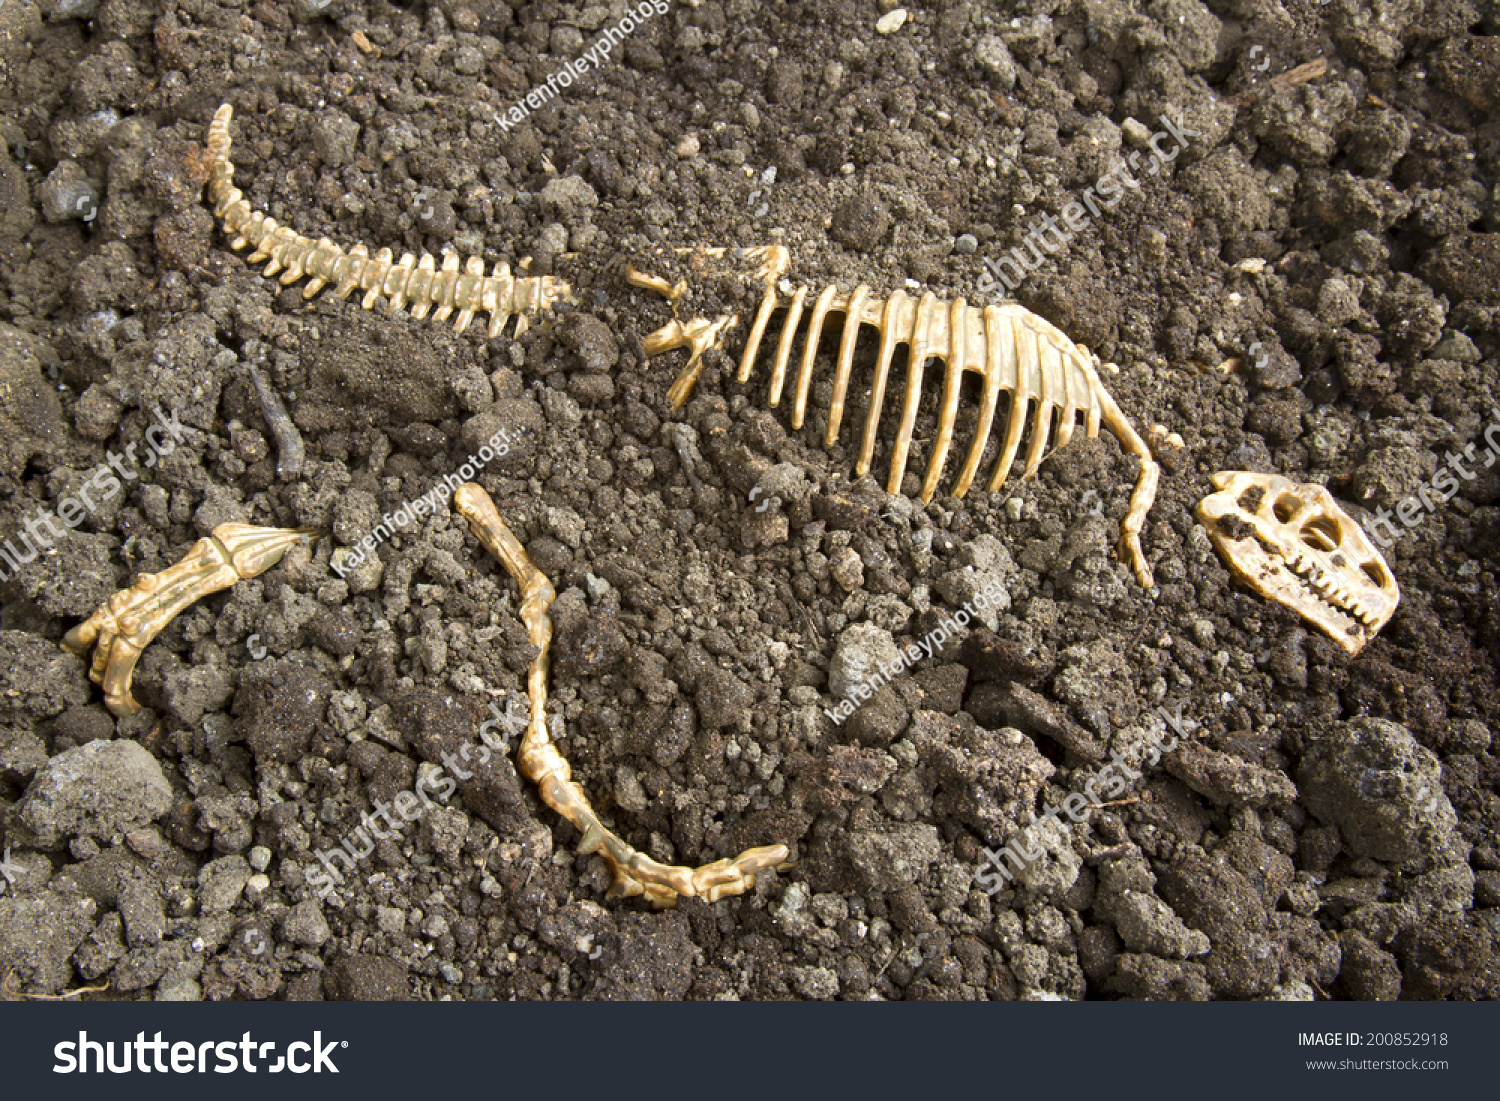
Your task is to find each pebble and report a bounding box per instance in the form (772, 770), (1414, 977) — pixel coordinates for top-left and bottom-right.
(198, 856), (252, 914)
(829, 547), (865, 592)
(17, 740), (172, 848)
(973, 34), (1017, 90)
(282, 899), (332, 948)
(954, 233), (978, 255)
(39, 160), (98, 223)
(876, 8), (908, 34)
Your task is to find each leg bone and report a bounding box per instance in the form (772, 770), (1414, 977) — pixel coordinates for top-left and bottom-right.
(453, 483), (790, 907)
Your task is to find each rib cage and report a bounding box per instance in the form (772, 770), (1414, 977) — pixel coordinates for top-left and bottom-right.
(631, 245), (1160, 588)
(745, 288), (1108, 503)
(205, 104), (572, 338)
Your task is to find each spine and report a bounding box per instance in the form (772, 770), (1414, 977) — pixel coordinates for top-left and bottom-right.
(204, 104), (572, 338)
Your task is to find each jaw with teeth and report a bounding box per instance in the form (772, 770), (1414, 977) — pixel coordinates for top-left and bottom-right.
(1196, 472), (1399, 655)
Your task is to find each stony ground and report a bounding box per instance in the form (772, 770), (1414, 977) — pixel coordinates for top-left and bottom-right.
(0, 0), (1497, 1002)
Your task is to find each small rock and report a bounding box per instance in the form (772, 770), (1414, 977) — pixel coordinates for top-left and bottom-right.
(16, 740), (172, 848)
(844, 823), (941, 889)
(1165, 741), (1300, 809)
(1298, 716), (1457, 866)
(329, 955), (411, 1001)
(309, 110), (360, 167)
(793, 965), (840, 999)
(829, 547), (865, 591)
(538, 176), (599, 223)
(1094, 853), (1210, 959)
(830, 194), (892, 253)
(118, 879), (166, 948)
(281, 899), (332, 948)
(0, 324), (66, 478)
(556, 314), (620, 372)
(198, 855), (251, 914)
(740, 505), (789, 549)
(234, 661), (333, 764)
(39, 0), (100, 21)
(0, 533), (118, 620)
(0, 890), (98, 993)
(39, 160), (98, 223)
(875, 8), (907, 34)
(696, 667), (755, 730)
(829, 623), (903, 700)
(1427, 330), (1480, 363)
(974, 35), (1016, 89)
(155, 975), (203, 1001)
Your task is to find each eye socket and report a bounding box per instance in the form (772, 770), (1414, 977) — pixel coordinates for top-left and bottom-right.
(1273, 494), (1303, 524)
(1362, 562), (1387, 587)
(1300, 517), (1342, 553)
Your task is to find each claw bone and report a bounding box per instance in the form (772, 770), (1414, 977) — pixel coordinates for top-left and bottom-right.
(63, 523), (322, 716)
(453, 483), (791, 907)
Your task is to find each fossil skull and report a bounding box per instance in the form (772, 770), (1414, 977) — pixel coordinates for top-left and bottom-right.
(1196, 472), (1398, 655)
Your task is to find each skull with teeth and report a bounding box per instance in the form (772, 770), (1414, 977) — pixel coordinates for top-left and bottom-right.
(1196, 471), (1399, 655)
